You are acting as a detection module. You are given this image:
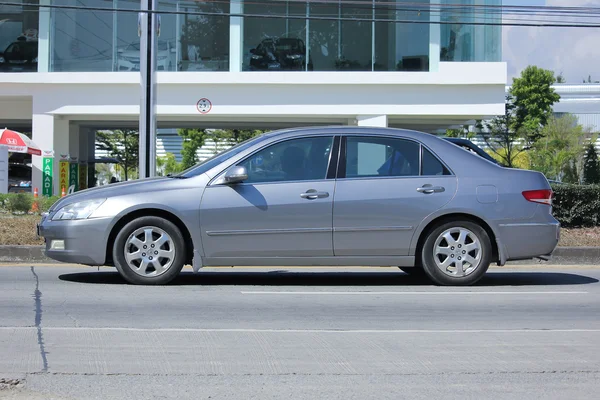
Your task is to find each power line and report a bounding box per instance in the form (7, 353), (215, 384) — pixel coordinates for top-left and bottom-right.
(2, 0), (600, 28)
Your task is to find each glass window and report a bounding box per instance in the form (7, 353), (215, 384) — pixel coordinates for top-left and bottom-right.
(51, 0), (114, 72)
(375, 0), (430, 71)
(440, 0), (501, 62)
(421, 148), (450, 176)
(170, 0), (229, 72)
(345, 137), (420, 178)
(243, 1), (308, 71)
(0, 0), (39, 73)
(308, 2), (337, 71)
(238, 136), (334, 183)
(338, 1), (372, 71)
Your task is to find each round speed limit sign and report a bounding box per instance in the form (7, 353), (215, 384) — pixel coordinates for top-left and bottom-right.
(196, 98), (212, 114)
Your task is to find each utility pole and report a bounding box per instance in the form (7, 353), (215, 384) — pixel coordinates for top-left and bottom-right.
(139, 0), (158, 178)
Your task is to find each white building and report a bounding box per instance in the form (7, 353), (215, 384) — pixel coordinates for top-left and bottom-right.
(0, 0), (506, 194)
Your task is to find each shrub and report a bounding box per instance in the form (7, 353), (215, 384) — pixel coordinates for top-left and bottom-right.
(6, 193), (33, 213)
(38, 196), (61, 212)
(0, 193), (8, 210)
(551, 184), (600, 228)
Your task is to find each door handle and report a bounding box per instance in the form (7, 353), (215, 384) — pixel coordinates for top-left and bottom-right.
(301, 190), (330, 200)
(417, 185), (445, 194)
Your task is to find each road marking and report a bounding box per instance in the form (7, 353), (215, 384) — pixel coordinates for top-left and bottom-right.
(1, 327), (599, 334)
(240, 291), (588, 295)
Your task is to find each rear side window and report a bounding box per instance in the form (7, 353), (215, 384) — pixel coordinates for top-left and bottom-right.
(345, 136), (420, 178)
(340, 136), (452, 178)
(421, 148), (451, 176)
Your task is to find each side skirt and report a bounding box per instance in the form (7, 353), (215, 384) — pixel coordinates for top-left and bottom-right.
(202, 256), (415, 267)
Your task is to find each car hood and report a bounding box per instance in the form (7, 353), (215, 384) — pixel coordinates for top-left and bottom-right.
(49, 176), (177, 211)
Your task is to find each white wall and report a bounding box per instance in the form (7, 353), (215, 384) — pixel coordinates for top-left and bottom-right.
(0, 62), (507, 123)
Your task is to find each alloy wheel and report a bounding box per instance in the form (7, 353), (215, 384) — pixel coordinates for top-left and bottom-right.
(124, 226), (176, 277)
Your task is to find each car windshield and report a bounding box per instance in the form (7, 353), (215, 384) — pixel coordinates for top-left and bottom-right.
(174, 134), (267, 178)
(276, 40), (302, 52)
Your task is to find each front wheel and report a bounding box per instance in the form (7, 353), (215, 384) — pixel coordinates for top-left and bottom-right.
(421, 220), (491, 286)
(113, 216), (186, 285)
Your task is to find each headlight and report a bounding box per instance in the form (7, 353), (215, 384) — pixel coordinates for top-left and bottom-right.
(251, 55), (261, 60)
(33, 57), (38, 63)
(51, 199), (106, 221)
(0, 56), (4, 63)
(286, 54), (302, 60)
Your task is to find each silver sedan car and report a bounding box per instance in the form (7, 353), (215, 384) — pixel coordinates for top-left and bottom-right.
(38, 126), (560, 286)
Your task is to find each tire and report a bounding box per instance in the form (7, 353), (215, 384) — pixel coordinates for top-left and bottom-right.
(112, 216), (186, 285)
(420, 220), (492, 286)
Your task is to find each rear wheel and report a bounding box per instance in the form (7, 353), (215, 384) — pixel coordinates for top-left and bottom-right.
(113, 216), (185, 285)
(421, 220), (491, 286)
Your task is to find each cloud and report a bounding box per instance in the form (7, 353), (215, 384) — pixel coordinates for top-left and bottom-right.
(503, 0), (600, 83)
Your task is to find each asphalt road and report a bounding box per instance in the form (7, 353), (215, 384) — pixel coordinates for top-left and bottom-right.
(1, 265), (600, 399)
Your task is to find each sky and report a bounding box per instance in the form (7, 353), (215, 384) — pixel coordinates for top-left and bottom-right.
(502, 0), (600, 83)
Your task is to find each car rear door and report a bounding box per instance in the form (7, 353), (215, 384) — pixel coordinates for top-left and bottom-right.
(333, 135), (458, 256)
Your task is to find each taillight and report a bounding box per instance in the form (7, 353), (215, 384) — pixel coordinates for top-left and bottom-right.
(522, 189), (553, 205)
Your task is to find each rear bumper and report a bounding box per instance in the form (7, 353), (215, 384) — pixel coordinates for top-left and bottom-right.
(498, 221), (560, 261)
(38, 216), (112, 266)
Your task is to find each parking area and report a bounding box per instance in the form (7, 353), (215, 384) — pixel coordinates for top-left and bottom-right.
(1, 265), (600, 399)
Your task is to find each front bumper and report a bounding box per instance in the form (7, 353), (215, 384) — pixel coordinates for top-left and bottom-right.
(38, 215), (113, 266)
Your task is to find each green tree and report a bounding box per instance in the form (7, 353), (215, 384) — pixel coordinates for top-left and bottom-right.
(582, 143), (600, 184)
(95, 129), (139, 181)
(556, 72), (566, 83)
(528, 114), (590, 182)
(207, 129), (266, 155)
(481, 94), (525, 168)
(178, 128), (207, 169)
(156, 153), (184, 177)
(444, 124), (477, 139)
(510, 65), (561, 144)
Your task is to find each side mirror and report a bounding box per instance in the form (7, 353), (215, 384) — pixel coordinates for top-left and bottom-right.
(249, 48), (256, 54)
(224, 166), (248, 184)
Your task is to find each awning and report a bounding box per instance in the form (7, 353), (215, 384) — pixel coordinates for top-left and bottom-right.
(0, 128), (42, 156)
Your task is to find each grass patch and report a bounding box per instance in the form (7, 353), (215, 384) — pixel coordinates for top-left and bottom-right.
(0, 215), (44, 246)
(0, 214), (599, 247)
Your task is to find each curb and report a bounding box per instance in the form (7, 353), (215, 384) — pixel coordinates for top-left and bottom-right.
(0, 245), (598, 265)
(0, 245), (49, 263)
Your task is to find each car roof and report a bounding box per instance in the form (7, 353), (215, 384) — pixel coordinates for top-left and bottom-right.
(253, 126), (501, 175)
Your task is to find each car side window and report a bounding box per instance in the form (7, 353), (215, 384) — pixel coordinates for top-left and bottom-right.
(346, 137), (420, 178)
(238, 136), (334, 184)
(421, 147), (451, 176)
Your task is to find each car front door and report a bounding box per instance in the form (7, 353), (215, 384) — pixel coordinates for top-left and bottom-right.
(200, 135), (339, 263)
(333, 135), (458, 256)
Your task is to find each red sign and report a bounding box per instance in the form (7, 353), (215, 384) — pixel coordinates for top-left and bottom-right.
(196, 98), (212, 114)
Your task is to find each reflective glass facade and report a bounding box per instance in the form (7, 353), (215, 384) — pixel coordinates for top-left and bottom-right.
(0, 0), (502, 73)
(440, 0), (501, 62)
(0, 1), (39, 72)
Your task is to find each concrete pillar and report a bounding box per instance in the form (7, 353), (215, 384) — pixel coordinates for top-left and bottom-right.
(356, 115), (388, 127)
(229, 0), (244, 72)
(32, 102), (70, 196)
